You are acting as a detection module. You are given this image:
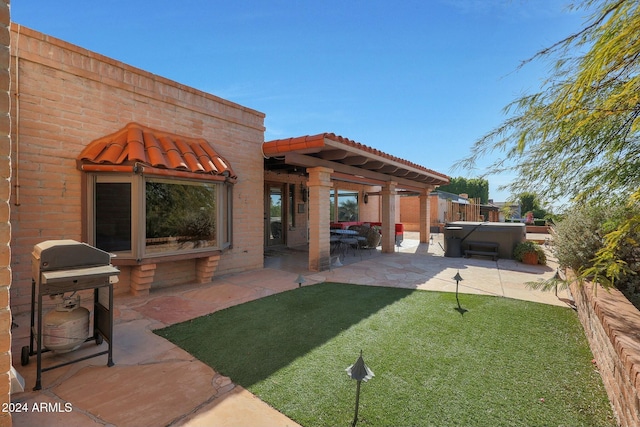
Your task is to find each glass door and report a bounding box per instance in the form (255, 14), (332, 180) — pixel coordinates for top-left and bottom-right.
(265, 183), (285, 246)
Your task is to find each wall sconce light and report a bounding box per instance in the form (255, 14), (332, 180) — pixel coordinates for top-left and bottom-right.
(301, 187), (308, 203)
(363, 193), (368, 204)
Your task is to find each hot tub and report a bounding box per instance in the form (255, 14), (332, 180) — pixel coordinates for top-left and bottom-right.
(443, 221), (526, 259)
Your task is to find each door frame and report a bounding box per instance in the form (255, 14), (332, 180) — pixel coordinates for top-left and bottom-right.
(265, 182), (287, 247)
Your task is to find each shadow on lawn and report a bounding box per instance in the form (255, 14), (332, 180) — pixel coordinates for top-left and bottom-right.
(155, 282), (415, 387)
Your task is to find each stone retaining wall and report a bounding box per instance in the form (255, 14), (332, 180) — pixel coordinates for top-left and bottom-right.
(571, 281), (640, 426)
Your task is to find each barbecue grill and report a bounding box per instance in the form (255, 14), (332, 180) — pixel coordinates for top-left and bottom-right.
(22, 240), (120, 390)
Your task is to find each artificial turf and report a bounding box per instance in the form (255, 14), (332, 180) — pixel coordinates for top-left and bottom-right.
(155, 282), (615, 426)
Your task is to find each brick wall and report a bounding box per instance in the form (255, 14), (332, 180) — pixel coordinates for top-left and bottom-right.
(152, 260), (197, 289)
(400, 194), (439, 232)
(571, 281), (640, 426)
(399, 195), (420, 231)
(0, 1), (10, 425)
(9, 25), (265, 313)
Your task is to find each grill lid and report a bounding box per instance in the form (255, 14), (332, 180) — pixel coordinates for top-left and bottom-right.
(32, 240), (114, 273)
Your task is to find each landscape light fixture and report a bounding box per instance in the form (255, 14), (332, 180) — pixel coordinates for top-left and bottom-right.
(453, 270), (467, 315)
(346, 350), (374, 427)
(552, 268), (562, 297)
(295, 274), (306, 288)
(330, 254), (343, 270)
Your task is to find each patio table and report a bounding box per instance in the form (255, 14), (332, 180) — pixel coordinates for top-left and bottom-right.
(330, 229), (360, 258)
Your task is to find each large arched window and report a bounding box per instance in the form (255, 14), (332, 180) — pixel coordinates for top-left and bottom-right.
(78, 123), (235, 260)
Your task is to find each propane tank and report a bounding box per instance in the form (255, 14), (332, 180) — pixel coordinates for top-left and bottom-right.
(43, 294), (90, 353)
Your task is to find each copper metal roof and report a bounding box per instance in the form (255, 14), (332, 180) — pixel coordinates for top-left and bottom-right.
(77, 122), (236, 180)
(263, 133), (449, 189)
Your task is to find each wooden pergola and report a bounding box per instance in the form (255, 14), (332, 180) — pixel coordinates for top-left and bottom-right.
(263, 133), (450, 271)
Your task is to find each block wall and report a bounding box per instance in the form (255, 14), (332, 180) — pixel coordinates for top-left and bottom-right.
(9, 25), (265, 313)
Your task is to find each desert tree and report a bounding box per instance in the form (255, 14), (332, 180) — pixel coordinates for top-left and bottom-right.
(456, 0), (640, 287)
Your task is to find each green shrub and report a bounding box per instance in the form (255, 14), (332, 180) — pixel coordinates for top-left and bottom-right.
(533, 219), (546, 226)
(513, 241), (547, 265)
(552, 204), (616, 272)
(552, 202), (640, 294)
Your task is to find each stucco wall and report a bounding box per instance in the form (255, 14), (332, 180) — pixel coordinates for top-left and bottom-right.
(9, 24), (265, 313)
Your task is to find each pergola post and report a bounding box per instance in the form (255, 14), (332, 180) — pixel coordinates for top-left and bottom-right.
(307, 166), (333, 271)
(419, 186), (434, 243)
(380, 181), (397, 253)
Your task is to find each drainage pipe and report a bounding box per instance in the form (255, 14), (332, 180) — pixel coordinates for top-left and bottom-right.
(13, 24), (21, 206)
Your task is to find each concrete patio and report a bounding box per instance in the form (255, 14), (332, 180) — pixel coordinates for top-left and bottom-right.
(9, 232), (571, 427)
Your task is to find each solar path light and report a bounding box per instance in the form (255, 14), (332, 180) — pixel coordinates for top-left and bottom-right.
(346, 350), (374, 427)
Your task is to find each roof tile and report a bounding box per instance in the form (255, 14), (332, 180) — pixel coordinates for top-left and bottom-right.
(264, 132), (449, 182)
(78, 122), (236, 178)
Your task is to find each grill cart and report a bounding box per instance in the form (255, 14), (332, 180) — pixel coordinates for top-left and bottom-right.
(22, 240), (120, 390)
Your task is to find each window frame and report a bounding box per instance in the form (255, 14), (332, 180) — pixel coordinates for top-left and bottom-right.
(330, 188), (360, 222)
(85, 173), (232, 260)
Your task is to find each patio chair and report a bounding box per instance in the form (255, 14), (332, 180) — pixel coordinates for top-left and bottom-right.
(270, 221), (282, 239)
(349, 225), (380, 255)
(365, 226), (382, 251)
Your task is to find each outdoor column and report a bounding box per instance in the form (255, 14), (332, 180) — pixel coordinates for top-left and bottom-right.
(307, 166), (333, 271)
(419, 186), (434, 243)
(380, 181), (397, 253)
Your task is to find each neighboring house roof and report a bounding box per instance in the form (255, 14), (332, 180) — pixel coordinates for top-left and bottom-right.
(263, 133), (449, 189)
(77, 122), (236, 181)
(431, 190), (471, 204)
(492, 201), (520, 208)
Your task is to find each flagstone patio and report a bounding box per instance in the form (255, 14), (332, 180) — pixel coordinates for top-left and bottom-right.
(10, 232), (569, 427)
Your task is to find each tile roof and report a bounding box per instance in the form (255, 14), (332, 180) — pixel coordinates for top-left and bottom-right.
(263, 133), (449, 185)
(77, 122), (236, 179)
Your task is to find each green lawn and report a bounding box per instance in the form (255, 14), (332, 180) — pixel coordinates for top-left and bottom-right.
(155, 283), (615, 427)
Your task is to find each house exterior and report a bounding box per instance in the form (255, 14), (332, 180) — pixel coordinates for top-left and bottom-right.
(7, 24), (449, 314)
(9, 25), (266, 312)
(492, 201), (522, 222)
(400, 190), (500, 232)
(262, 134), (449, 270)
(2, 23), (448, 420)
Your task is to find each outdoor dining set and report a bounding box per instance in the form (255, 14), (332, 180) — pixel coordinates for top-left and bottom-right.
(330, 225), (383, 261)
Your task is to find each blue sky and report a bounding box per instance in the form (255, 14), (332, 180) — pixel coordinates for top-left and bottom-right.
(12, 1), (593, 202)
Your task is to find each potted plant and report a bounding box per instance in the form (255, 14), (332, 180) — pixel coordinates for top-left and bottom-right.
(513, 241), (547, 265)
(525, 211), (534, 225)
